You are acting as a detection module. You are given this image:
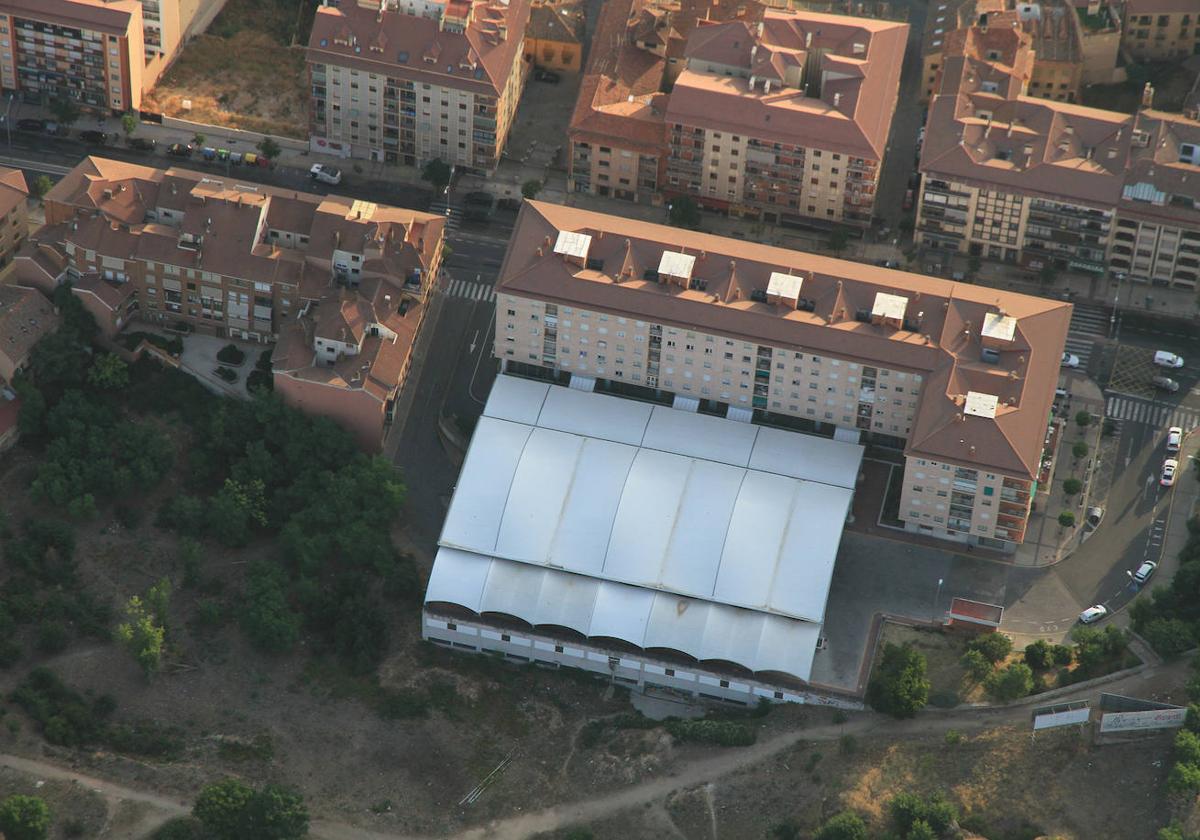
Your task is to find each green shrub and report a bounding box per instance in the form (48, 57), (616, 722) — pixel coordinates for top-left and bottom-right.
(35, 621), (69, 655)
(1168, 761), (1200, 795)
(9, 668), (115, 747)
(1075, 411), (1091, 427)
(985, 662), (1034, 702)
(1176, 729), (1200, 765)
(1051, 644), (1074, 665)
(1072, 441), (1088, 460)
(376, 689), (429, 720)
(967, 631), (1013, 663)
(867, 643), (929, 719)
(0, 794), (51, 840)
(216, 344), (245, 365)
(663, 718), (756, 746)
(1142, 618), (1195, 659)
(105, 720), (185, 759)
(945, 729), (963, 745)
(814, 811), (868, 840)
(1024, 639), (1055, 670)
(960, 648), (993, 680)
(1059, 511), (1076, 528)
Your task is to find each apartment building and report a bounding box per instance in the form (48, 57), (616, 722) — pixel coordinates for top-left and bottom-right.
(495, 201), (1071, 550)
(921, 0), (1005, 101)
(1110, 104), (1200, 288)
(19, 157), (445, 450)
(567, 0), (756, 204)
(0, 0), (145, 112)
(918, 12), (1200, 288)
(662, 11), (907, 228)
(0, 166), (28, 272)
(522, 0), (582, 72)
(1121, 0), (1199, 62)
(307, 0), (532, 171)
(0, 283), (57, 385)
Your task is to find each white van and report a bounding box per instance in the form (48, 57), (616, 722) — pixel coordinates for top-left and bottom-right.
(1154, 350), (1184, 368)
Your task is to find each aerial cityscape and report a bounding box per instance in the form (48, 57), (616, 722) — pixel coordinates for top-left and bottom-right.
(0, 0), (1197, 835)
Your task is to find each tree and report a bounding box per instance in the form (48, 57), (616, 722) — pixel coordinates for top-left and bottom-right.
(966, 255), (982, 278)
(960, 648), (992, 681)
(1058, 511), (1076, 528)
(668, 195), (701, 229)
(1038, 262), (1057, 284)
(420, 158), (452, 190)
(116, 592), (166, 676)
(828, 226), (850, 254)
(1024, 639), (1054, 670)
(0, 794), (51, 840)
(257, 136), (282, 161)
(1075, 410), (1092, 428)
(521, 179), (542, 199)
(53, 283), (99, 342)
(49, 97), (80, 127)
(967, 631), (1013, 663)
(815, 811), (868, 840)
(193, 779), (308, 840)
(1051, 643), (1074, 665)
(907, 820), (937, 840)
(1168, 761), (1200, 795)
(1176, 729), (1200, 765)
(1142, 618), (1195, 660)
(120, 112), (138, 137)
(88, 353), (130, 390)
(192, 133), (206, 147)
(1073, 440), (1089, 460)
(30, 175), (53, 200)
(985, 662), (1034, 701)
(240, 561), (300, 654)
(1062, 478), (1082, 496)
(867, 642), (929, 718)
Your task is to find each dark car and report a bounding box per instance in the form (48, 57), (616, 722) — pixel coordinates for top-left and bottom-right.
(534, 69), (561, 83)
(166, 142), (193, 157)
(78, 130), (108, 145)
(463, 206), (492, 223)
(496, 197), (522, 212)
(16, 118), (44, 132)
(464, 191), (494, 207)
(127, 137), (156, 152)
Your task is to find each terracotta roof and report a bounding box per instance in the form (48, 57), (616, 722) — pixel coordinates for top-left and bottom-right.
(667, 10), (908, 158)
(0, 167), (27, 221)
(0, 0), (140, 34)
(0, 285), (59, 375)
(306, 0), (531, 98)
(1118, 108), (1200, 228)
(498, 201), (1071, 479)
(73, 272), (137, 310)
(526, 1), (581, 44)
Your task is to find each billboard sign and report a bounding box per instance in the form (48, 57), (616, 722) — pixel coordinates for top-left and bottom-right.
(1034, 707), (1090, 730)
(1099, 707), (1187, 733)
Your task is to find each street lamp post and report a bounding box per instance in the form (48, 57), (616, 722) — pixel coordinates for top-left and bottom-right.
(933, 577), (944, 623)
(1, 94), (15, 148)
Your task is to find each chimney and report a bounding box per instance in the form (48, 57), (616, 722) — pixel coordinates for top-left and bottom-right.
(764, 79), (771, 93)
(1142, 82), (1154, 109)
(833, 92), (841, 107)
(749, 74), (757, 89)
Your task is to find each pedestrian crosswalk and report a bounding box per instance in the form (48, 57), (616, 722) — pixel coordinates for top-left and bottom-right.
(429, 198), (461, 233)
(1105, 394), (1200, 431)
(446, 277), (496, 302)
(1064, 303), (1109, 369)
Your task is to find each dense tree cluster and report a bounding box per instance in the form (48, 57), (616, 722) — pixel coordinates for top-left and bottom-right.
(867, 643), (930, 719)
(1130, 519), (1200, 659)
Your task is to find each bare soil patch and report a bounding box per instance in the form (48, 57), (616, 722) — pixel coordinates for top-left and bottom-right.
(144, 0), (313, 139)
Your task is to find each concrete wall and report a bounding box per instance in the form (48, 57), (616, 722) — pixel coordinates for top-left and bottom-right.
(423, 612), (863, 709)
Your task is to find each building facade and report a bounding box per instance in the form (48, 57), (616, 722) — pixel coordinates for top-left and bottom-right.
(307, 0), (532, 171)
(0, 166), (28, 273)
(522, 0), (582, 72)
(1121, 0), (1199, 62)
(20, 157), (445, 449)
(495, 201), (1071, 551)
(0, 0), (144, 112)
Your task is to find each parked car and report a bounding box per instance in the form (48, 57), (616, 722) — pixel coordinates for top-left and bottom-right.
(309, 163), (342, 184)
(1154, 350), (1185, 368)
(1079, 605), (1108, 624)
(242, 152), (258, 167)
(230, 152), (244, 165)
(463, 206), (492, 222)
(534, 68), (561, 83)
(127, 137), (156, 152)
(1061, 352), (1080, 368)
(44, 122), (66, 137)
(464, 191), (494, 207)
(876, 259), (900, 268)
(216, 148), (230, 162)
(166, 143), (193, 157)
(1085, 506), (1104, 529)
(15, 118), (44, 132)
(1133, 560), (1158, 584)
(1167, 426), (1183, 453)
(1152, 375), (1180, 393)
(201, 147), (217, 161)
(1161, 458), (1179, 487)
(903, 189), (914, 210)
(78, 130), (107, 145)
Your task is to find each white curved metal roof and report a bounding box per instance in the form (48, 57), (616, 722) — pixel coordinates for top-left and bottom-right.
(427, 547), (822, 680)
(428, 377), (863, 682)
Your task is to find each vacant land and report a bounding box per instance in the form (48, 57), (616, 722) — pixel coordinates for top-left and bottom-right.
(143, 0), (315, 137)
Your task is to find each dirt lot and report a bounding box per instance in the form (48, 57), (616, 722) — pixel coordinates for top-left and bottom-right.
(143, 0), (313, 137)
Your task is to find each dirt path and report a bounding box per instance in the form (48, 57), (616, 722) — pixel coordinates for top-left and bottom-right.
(0, 658), (1186, 840)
